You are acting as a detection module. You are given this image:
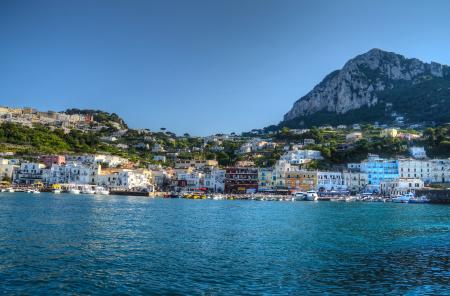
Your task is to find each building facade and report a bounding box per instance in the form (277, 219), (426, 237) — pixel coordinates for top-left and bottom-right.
(343, 172), (368, 192)
(225, 167), (258, 193)
(14, 163), (45, 185)
(0, 159), (17, 181)
(258, 168), (276, 191)
(317, 172), (346, 191)
(360, 155), (399, 193)
(380, 178), (424, 196)
(284, 170), (317, 192)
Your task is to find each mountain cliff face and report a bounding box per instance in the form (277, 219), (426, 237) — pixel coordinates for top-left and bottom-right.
(283, 49), (450, 127)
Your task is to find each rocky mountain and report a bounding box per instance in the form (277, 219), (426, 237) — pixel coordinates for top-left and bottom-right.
(282, 49), (450, 128)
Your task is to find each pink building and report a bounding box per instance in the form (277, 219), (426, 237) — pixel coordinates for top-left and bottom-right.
(39, 155), (66, 168)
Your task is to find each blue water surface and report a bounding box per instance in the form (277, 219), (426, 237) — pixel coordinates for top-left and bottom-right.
(0, 193), (449, 295)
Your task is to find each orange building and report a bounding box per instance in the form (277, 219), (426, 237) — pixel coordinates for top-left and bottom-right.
(285, 171), (317, 192)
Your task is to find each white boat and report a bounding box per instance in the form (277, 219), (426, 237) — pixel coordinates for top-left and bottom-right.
(213, 194), (224, 200)
(291, 192), (306, 201)
(345, 196), (357, 202)
(81, 186), (95, 195)
(94, 187), (109, 195)
(305, 190), (319, 201)
(32, 190), (40, 194)
(69, 188), (81, 195)
(52, 189), (61, 194)
(392, 192), (414, 203)
(7, 188), (15, 193)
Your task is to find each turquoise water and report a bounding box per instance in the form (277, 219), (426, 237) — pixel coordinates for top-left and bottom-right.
(0, 193), (449, 295)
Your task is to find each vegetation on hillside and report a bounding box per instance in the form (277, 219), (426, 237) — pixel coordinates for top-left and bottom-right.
(65, 108), (128, 129)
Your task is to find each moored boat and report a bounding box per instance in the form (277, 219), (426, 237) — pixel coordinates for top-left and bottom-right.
(94, 187), (110, 195)
(69, 188), (80, 195)
(292, 192), (306, 201)
(305, 190), (319, 201)
(392, 192), (414, 203)
(81, 186), (95, 195)
(408, 195), (429, 204)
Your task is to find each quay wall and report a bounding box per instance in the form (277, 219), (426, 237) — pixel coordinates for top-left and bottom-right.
(416, 189), (450, 204)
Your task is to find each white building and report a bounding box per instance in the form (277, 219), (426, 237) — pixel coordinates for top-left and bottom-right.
(380, 178), (424, 196)
(43, 162), (101, 185)
(153, 155), (166, 162)
(98, 169), (152, 190)
(100, 136), (118, 142)
(152, 144), (165, 153)
(280, 149), (323, 165)
(238, 143), (252, 154)
(0, 159), (18, 181)
(176, 171), (204, 190)
(398, 159), (432, 183)
(343, 172), (368, 192)
(204, 169), (225, 192)
(429, 159), (450, 183)
(238, 139), (272, 154)
(398, 158), (450, 184)
(317, 172), (346, 191)
(14, 162), (46, 185)
(94, 155), (129, 167)
(273, 160), (293, 189)
(409, 147), (427, 159)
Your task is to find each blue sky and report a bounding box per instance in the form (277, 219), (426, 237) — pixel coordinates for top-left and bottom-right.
(1, 0), (450, 135)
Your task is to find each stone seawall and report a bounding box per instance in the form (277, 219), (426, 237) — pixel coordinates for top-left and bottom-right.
(416, 189), (450, 204)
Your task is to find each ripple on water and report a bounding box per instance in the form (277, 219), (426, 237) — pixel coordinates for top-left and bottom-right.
(0, 194), (449, 295)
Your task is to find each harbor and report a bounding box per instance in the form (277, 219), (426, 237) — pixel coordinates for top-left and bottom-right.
(0, 192), (448, 295)
(2, 185), (446, 204)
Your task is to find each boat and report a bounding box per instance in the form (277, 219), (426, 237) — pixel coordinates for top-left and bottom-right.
(69, 188), (81, 195)
(32, 189), (40, 194)
(7, 188), (15, 193)
(408, 195), (429, 204)
(292, 192), (306, 201)
(213, 194), (225, 200)
(305, 190), (319, 201)
(52, 189), (61, 194)
(94, 187), (110, 195)
(392, 192), (414, 203)
(81, 186), (95, 195)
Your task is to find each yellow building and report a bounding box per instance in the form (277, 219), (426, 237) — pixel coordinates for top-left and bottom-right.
(381, 128), (398, 138)
(285, 171), (317, 192)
